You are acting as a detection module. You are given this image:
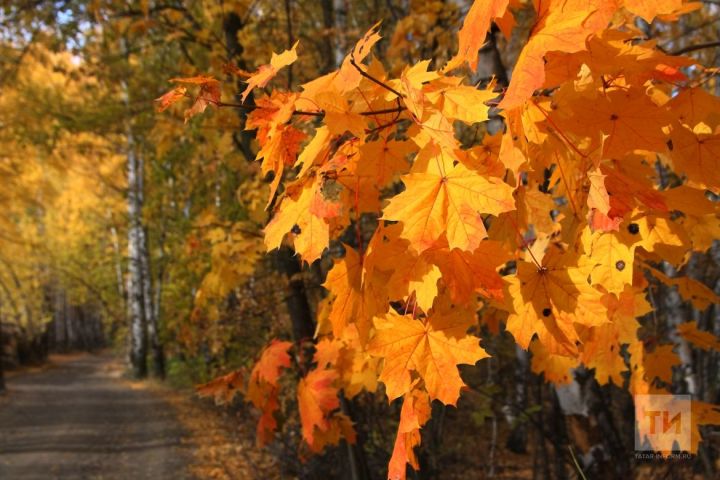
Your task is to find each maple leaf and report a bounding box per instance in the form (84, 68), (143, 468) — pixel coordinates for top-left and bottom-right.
(385, 246), (442, 313)
(543, 30), (693, 88)
(195, 369), (245, 405)
(425, 80), (497, 125)
(580, 323), (627, 385)
(586, 167), (611, 218)
(357, 138), (413, 187)
(388, 389), (431, 480)
(297, 368), (341, 446)
(650, 268), (720, 311)
(668, 121), (720, 194)
(499, 0), (618, 110)
(424, 239), (510, 303)
(333, 22), (383, 93)
(551, 86), (671, 159)
(383, 143), (515, 253)
(530, 340), (578, 384)
(601, 160), (668, 218)
(254, 121), (306, 203)
(313, 326), (382, 398)
(295, 126), (333, 177)
(516, 185), (558, 236)
(585, 231), (635, 295)
(506, 247), (607, 355)
(587, 197), (624, 235)
(264, 178), (330, 264)
(456, 133), (505, 176)
(445, 0), (510, 72)
(306, 413), (356, 453)
(690, 401), (720, 453)
(624, 0), (684, 22)
(667, 86), (720, 128)
(240, 41), (299, 102)
(313, 88), (367, 136)
(154, 86), (187, 112)
(246, 340), (293, 446)
(634, 215), (687, 265)
(322, 245), (388, 343)
(369, 299), (487, 405)
(169, 75), (221, 122)
(676, 321), (720, 351)
(643, 344), (680, 384)
(250, 340), (293, 384)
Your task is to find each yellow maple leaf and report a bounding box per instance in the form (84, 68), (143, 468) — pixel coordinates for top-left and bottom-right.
(383, 143), (515, 253)
(240, 41), (299, 102)
(264, 178), (329, 264)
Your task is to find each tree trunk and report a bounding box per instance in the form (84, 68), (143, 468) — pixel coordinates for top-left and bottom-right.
(122, 36), (148, 379)
(126, 104), (147, 378)
(152, 225), (168, 378)
(136, 148), (162, 377)
(108, 211), (125, 339)
(53, 287), (67, 351)
(273, 247), (316, 347)
(506, 345), (530, 453)
(0, 302), (5, 394)
(141, 224), (164, 378)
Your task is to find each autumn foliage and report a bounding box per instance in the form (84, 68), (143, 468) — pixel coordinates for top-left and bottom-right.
(168, 0), (720, 478)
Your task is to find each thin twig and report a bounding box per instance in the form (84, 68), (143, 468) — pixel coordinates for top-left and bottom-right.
(568, 446), (588, 480)
(671, 41), (720, 56)
(349, 56), (405, 99)
(359, 105), (405, 116)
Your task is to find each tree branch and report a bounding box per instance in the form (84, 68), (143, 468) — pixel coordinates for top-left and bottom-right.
(671, 41), (720, 56)
(349, 57), (405, 99)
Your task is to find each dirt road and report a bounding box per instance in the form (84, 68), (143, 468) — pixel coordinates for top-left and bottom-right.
(0, 353), (193, 479)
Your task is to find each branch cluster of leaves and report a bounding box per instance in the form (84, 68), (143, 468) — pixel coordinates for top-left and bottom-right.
(166, 0), (720, 478)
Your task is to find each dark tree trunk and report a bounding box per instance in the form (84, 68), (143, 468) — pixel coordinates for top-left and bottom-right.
(0, 308), (5, 394)
(273, 247), (316, 348)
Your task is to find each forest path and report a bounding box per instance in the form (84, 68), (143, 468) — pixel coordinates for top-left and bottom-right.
(0, 352), (194, 480)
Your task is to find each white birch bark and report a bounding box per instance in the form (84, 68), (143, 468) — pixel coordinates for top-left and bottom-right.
(122, 50), (147, 378)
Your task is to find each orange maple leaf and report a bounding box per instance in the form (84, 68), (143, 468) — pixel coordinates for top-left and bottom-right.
(445, 0), (509, 72)
(246, 340), (293, 446)
(388, 389), (431, 480)
(169, 75), (221, 122)
(240, 41), (299, 103)
(322, 245), (388, 343)
(643, 344), (681, 384)
(195, 369), (245, 405)
(264, 177), (330, 264)
(677, 321), (720, 351)
(425, 239), (510, 303)
(297, 367), (341, 446)
(624, 0), (685, 22)
(669, 121), (720, 194)
(368, 299), (487, 405)
(154, 86), (187, 112)
(499, 0), (618, 110)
